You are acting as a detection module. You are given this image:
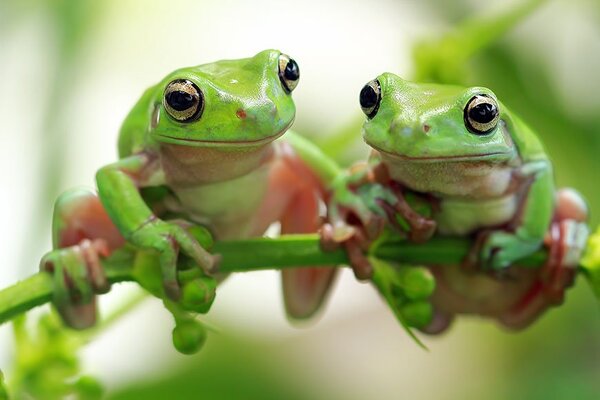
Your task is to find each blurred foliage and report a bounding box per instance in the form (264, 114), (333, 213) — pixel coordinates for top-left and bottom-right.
(1, 0), (111, 277)
(0, 370), (7, 400)
(582, 226), (600, 299)
(412, 0), (547, 84)
(108, 333), (334, 400)
(8, 313), (103, 399)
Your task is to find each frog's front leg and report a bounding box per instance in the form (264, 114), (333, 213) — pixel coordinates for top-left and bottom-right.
(499, 188), (589, 330)
(477, 162), (555, 271)
(40, 188), (124, 329)
(96, 153), (218, 300)
(320, 162), (387, 280)
(321, 159), (436, 280)
(384, 181), (437, 243)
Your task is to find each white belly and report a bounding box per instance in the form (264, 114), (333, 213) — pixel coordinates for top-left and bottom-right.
(435, 194), (518, 236)
(164, 164), (270, 240)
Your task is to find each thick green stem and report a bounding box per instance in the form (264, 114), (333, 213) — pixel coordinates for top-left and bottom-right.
(0, 234), (548, 326)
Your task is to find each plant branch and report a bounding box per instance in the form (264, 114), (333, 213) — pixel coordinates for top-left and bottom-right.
(0, 234), (549, 326)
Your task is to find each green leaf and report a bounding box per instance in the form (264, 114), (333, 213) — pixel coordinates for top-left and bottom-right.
(580, 226), (600, 301)
(0, 370), (8, 400)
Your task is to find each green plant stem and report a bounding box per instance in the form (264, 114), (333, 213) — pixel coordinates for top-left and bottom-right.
(0, 234), (548, 326)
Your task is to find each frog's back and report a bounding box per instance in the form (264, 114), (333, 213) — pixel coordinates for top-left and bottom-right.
(502, 104), (548, 163)
(118, 85), (160, 158)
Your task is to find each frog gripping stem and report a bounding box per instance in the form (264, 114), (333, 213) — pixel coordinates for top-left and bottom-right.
(40, 239), (111, 329)
(38, 188), (127, 329)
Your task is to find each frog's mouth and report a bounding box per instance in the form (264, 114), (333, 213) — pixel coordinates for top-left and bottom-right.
(369, 143), (516, 163)
(156, 130), (284, 147)
(154, 120), (293, 148)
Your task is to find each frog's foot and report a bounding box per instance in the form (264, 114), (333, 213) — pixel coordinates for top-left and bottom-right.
(541, 219), (588, 302)
(319, 163), (405, 281)
(461, 231), (491, 273)
(320, 222), (376, 281)
(464, 229), (536, 275)
(44, 188), (125, 328)
(320, 185), (386, 281)
(499, 220), (588, 330)
(386, 183), (437, 243)
(131, 218), (219, 301)
(419, 309), (454, 335)
(40, 239), (111, 329)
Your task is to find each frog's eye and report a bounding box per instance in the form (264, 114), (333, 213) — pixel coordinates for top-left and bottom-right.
(278, 54), (300, 93)
(464, 94), (500, 135)
(359, 79), (381, 119)
(163, 79), (204, 123)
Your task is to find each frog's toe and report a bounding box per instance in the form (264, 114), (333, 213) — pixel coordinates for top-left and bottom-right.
(171, 224), (217, 275)
(79, 239), (111, 294)
(345, 238), (373, 280)
(556, 220), (589, 268)
(40, 240), (111, 330)
(488, 249), (513, 271)
(319, 223), (340, 251)
(418, 309), (454, 335)
(59, 302), (98, 330)
(541, 220), (587, 303)
(478, 237), (514, 271)
(163, 280), (182, 302)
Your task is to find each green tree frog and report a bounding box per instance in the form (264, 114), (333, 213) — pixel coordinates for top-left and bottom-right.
(40, 50), (341, 330)
(326, 73), (589, 332)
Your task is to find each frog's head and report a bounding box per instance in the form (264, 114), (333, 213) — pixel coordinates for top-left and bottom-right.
(149, 49), (299, 147)
(359, 73), (516, 163)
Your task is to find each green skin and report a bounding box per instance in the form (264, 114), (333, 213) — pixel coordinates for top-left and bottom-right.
(331, 73), (589, 332)
(364, 73), (553, 268)
(41, 50), (341, 339)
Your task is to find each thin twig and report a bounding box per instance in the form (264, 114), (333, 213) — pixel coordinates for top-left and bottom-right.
(0, 234), (548, 326)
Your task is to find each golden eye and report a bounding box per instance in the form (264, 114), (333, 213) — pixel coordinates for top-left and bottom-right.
(163, 79), (204, 122)
(464, 94), (500, 135)
(359, 79), (381, 119)
(278, 53), (300, 93)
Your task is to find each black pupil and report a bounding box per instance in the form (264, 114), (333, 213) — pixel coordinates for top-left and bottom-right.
(166, 90), (196, 111)
(469, 102), (497, 124)
(360, 84), (378, 109)
(284, 60), (299, 81)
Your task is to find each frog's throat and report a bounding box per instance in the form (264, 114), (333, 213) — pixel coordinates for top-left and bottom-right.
(367, 142), (516, 163)
(154, 120), (293, 148)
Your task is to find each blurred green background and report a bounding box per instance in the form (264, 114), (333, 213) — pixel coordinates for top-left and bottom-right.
(0, 0), (599, 399)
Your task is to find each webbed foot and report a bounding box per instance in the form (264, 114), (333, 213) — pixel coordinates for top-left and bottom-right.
(130, 219), (220, 300)
(40, 239), (111, 329)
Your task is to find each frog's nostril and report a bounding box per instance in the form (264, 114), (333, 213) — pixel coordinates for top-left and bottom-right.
(236, 109), (247, 119)
(422, 124), (431, 133)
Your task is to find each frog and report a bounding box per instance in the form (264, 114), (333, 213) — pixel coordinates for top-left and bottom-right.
(40, 49), (342, 332)
(324, 73), (589, 333)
